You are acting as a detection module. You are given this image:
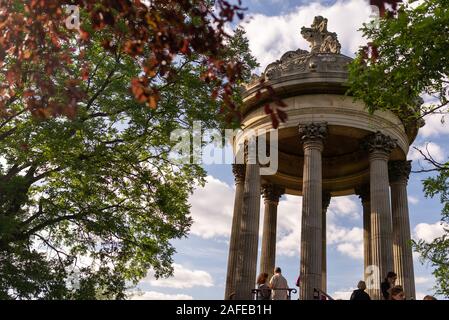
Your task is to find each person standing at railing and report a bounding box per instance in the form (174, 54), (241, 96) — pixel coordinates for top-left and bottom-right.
(269, 267), (289, 300)
(350, 281), (371, 300)
(256, 273), (271, 300)
(381, 271), (397, 300)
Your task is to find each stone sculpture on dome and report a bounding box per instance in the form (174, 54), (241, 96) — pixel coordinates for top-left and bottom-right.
(300, 15), (341, 54)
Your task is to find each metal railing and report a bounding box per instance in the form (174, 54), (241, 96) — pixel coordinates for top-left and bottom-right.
(313, 288), (334, 300)
(251, 288), (297, 300)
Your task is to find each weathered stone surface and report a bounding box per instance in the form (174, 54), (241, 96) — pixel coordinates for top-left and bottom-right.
(389, 160), (412, 183)
(355, 184), (372, 297)
(389, 160), (415, 299)
(299, 122), (328, 142)
(362, 131), (398, 154)
(224, 164), (246, 299)
(301, 16), (341, 54)
(321, 191), (331, 292)
(260, 184), (284, 279)
(299, 122), (327, 300)
(364, 133), (395, 300)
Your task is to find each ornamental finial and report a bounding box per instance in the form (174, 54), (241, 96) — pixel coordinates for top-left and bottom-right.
(301, 16), (341, 54)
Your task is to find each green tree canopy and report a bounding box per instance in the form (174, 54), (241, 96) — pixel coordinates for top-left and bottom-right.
(0, 18), (258, 299)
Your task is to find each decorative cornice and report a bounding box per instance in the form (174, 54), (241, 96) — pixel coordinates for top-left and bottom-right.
(261, 184), (284, 203)
(388, 160), (412, 183)
(355, 184), (370, 204)
(232, 164), (246, 184)
(362, 131), (397, 155)
(298, 122), (328, 143)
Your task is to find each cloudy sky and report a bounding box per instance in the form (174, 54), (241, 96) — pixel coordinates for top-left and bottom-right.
(132, 0), (448, 300)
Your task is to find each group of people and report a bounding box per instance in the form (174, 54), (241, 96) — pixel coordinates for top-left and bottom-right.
(350, 271), (437, 301)
(255, 268), (438, 300)
(256, 267), (290, 300)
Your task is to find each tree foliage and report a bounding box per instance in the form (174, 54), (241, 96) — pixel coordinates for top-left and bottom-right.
(0, 2), (258, 298)
(348, 0), (449, 297)
(0, 0), (264, 123)
(348, 0), (449, 121)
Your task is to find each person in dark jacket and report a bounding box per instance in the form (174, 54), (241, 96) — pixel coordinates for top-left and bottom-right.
(350, 281), (371, 300)
(381, 271), (397, 300)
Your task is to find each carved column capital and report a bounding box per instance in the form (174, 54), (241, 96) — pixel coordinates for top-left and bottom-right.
(362, 131), (397, 157)
(323, 191), (331, 211)
(298, 122), (328, 151)
(261, 184), (284, 203)
(299, 122), (328, 141)
(355, 184), (370, 204)
(232, 164), (246, 184)
(389, 160), (412, 184)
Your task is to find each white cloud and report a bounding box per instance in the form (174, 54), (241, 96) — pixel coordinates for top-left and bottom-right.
(327, 224), (364, 260)
(327, 225), (363, 245)
(415, 276), (431, 285)
(241, 0), (372, 71)
(408, 142), (445, 163)
(331, 289), (354, 300)
(143, 264), (214, 289)
(419, 113), (449, 138)
(328, 196), (361, 221)
(408, 196), (419, 205)
(189, 176), (234, 239)
(415, 292), (427, 300)
(129, 291), (193, 300)
(413, 222), (448, 243)
(336, 242), (364, 260)
(276, 195), (302, 256)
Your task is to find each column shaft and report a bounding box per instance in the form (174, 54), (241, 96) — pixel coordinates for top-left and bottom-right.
(390, 161), (415, 299)
(260, 185), (283, 280)
(321, 192), (331, 293)
(364, 132), (397, 300)
(224, 164), (245, 299)
(299, 122), (327, 300)
(234, 157), (261, 299)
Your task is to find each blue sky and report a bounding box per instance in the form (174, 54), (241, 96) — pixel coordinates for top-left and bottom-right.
(130, 0), (448, 300)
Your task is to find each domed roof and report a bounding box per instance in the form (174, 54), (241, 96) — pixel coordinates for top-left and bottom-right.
(242, 16), (353, 109)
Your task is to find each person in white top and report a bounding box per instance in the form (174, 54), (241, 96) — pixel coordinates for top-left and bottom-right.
(269, 267), (289, 300)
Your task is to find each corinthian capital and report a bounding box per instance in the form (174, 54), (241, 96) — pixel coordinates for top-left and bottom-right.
(388, 160), (412, 183)
(261, 184), (284, 203)
(298, 122), (328, 143)
(362, 131), (397, 155)
(232, 164), (246, 184)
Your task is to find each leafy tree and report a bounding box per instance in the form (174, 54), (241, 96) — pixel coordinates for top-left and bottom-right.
(348, 0), (449, 297)
(0, 0), (250, 121)
(0, 9), (258, 298)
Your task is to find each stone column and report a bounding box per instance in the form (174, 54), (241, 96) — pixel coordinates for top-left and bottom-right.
(224, 164), (246, 299)
(298, 122), (327, 300)
(356, 184), (372, 297)
(389, 160), (416, 300)
(363, 131), (397, 300)
(234, 139), (261, 300)
(260, 184), (284, 280)
(321, 192), (331, 293)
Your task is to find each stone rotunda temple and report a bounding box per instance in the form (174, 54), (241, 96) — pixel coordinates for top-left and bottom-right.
(224, 16), (422, 300)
